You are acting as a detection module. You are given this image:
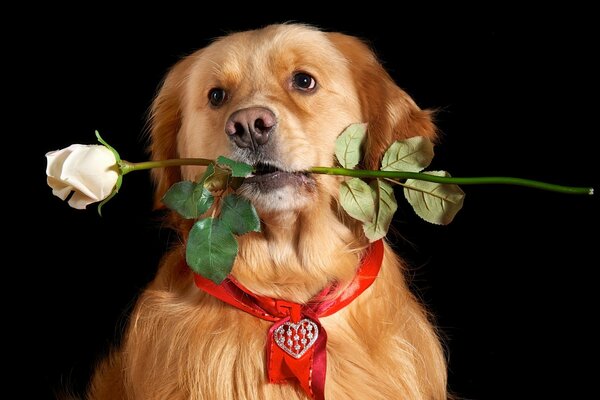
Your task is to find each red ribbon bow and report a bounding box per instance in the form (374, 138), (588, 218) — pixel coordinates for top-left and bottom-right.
(193, 239), (384, 400)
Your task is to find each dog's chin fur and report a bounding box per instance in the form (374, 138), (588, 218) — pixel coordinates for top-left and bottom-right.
(237, 176), (317, 214)
(87, 24), (448, 400)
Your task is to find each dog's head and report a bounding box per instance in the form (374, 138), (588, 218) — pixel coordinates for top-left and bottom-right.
(150, 24), (435, 217)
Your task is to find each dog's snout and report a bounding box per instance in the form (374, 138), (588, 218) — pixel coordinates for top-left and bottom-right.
(225, 107), (275, 149)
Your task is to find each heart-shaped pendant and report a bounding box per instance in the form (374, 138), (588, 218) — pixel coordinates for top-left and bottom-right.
(273, 318), (319, 359)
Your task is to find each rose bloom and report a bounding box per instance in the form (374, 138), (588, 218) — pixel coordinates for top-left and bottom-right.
(46, 144), (119, 209)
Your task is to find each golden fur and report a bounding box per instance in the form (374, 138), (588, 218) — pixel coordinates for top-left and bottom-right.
(88, 24), (447, 399)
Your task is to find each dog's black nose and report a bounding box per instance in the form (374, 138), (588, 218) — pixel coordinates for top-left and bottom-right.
(225, 107), (276, 149)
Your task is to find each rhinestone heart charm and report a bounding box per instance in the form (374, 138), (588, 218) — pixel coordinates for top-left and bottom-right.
(273, 318), (319, 359)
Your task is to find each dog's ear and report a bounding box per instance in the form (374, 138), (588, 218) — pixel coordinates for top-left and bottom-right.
(148, 55), (196, 209)
(328, 33), (437, 170)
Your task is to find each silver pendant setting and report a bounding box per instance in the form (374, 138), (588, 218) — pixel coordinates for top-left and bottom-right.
(273, 318), (319, 359)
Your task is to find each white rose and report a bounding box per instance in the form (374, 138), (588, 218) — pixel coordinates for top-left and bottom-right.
(46, 144), (119, 209)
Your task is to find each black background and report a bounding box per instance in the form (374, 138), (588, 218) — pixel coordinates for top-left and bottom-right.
(16, 7), (598, 399)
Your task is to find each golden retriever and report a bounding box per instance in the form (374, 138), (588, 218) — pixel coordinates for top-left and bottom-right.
(88, 24), (447, 400)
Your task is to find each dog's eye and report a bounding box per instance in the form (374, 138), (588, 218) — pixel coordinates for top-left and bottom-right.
(208, 88), (228, 107)
(292, 72), (317, 92)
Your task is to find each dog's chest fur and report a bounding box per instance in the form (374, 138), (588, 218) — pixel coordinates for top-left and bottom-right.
(86, 248), (445, 400)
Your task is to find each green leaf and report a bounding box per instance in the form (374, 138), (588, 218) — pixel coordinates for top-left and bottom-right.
(381, 136), (434, 173)
(162, 181), (196, 218)
(339, 178), (376, 223)
(216, 156), (254, 178)
(197, 164), (215, 183)
(186, 217), (238, 284)
(162, 181), (214, 219)
(363, 179), (398, 241)
(203, 163), (231, 192)
(403, 171), (465, 225)
(335, 123), (367, 169)
(220, 194), (261, 235)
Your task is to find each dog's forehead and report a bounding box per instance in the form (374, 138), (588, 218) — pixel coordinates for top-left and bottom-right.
(194, 25), (345, 80)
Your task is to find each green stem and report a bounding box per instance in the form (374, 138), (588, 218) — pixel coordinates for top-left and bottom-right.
(120, 158), (213, 175)
(309, 166), (593, 195)
(115, 158), (593, 196)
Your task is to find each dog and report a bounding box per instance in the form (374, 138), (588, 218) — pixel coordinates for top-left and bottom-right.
(88, 24), (447, 400)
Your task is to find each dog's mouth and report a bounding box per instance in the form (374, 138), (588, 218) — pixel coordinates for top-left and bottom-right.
(244, 161), (314, 191)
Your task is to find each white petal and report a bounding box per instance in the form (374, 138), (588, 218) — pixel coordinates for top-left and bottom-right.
(67, 191), (96, 209)
(46, 145), (87, 202)
(45, 144), (84, 178)
(47, 176), (72, 200)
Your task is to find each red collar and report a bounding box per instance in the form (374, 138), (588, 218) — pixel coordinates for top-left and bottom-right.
(193, 239), (384, 400)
